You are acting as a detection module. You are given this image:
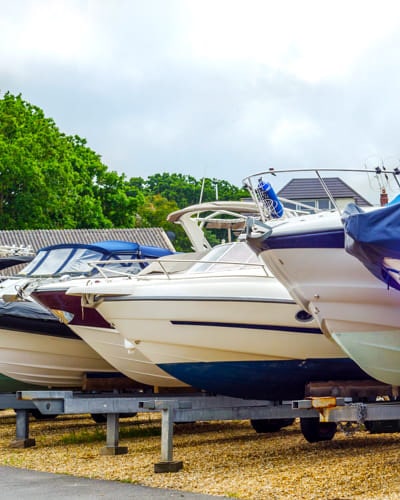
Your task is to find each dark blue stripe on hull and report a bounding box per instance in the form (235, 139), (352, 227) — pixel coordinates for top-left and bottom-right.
(248, 228), (344, 254)
(159, 359), (371, 400)
(171, 320), (322, 334)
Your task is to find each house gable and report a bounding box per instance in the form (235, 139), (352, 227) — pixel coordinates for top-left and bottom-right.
(277, 177), (372, 207)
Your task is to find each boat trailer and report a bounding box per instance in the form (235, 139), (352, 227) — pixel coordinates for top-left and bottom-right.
(1, 389), (399, 473)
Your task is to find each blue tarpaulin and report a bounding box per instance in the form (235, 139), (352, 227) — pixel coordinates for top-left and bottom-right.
(342, 201), (400, 290)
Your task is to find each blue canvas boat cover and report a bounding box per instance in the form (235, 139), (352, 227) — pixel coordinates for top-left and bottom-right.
(342, 201), (400, 290)
(19, 240), (174, 277)
(36, 240), (172, 258)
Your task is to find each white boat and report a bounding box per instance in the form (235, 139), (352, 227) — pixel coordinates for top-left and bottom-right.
(66, 241), (373, 401)
(31, 272), (189, 388)
(0, 298), (117, 387)
(29, 201), (261, 390)
(0, 240), (173, 389)
(244, 167), (400, 387)
(0, 244), (35, 271)
(0, 244), (39, 389)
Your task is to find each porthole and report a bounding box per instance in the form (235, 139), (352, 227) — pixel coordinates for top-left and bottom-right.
(295, 310), (313, 322)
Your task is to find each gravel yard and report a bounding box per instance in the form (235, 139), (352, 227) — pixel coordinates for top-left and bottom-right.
(0, 409), (399, 500)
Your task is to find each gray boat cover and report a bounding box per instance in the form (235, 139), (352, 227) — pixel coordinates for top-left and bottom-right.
(0, 299), (56, 320)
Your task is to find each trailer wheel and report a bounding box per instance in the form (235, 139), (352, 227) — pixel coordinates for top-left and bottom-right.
(300, 417), (337, 443)
(250, 418), (295, 433)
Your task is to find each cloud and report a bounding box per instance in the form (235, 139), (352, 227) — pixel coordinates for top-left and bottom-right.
(2, 0), (400, 189)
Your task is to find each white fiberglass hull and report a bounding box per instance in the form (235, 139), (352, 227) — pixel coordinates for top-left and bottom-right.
(69, 273), (372, 400)
(70, 324), (188, 388)
(256, 238), (400, 386)
(0, 328), (116, 387)
(72, 272), (336, 360)
(31, 281), (188, 389)
(97, 296), (343, 362)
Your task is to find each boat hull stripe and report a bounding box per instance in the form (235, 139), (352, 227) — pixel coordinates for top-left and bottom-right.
(170, 320), (322, 334)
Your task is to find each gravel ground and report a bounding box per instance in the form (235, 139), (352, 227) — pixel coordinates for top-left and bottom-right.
(0, 409), (399, 500)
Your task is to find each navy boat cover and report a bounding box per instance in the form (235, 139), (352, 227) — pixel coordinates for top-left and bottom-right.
(19, 240), (174, 277)
(342, 201), (400, 290)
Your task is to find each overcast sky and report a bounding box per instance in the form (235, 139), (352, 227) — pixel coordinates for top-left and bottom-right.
(2, 0), (400, 188)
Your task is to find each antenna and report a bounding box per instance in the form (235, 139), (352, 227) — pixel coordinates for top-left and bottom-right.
(199, 177), (206, 204)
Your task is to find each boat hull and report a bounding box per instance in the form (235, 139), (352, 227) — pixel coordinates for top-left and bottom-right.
(158, 358), (369, 400)
(31, 289), (187, 388)
(71, 324), (188, 388)
(253, 241), (400, 386)
(96, 294), (371, 399)
(0, 328), (116, 388)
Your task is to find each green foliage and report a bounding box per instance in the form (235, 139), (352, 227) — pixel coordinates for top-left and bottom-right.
(60, 427), (106, 445)
(136, 194), (191, 250)
(143, 173), (248, 208)
(137, 174), (249, 250)
(0, 92), (248, 238)
(0, 92), (137, 229)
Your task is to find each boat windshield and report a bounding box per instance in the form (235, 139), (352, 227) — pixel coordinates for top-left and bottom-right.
(187, 242), (261, 274)
(18, 247), (142, 278)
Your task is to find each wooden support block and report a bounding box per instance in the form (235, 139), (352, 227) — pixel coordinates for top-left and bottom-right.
(154, 460), (183, 473)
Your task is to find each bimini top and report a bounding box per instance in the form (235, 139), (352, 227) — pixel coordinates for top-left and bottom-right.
(18, 240), (174, 278)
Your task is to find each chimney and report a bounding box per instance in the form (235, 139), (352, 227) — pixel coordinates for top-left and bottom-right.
(380, 188), (388, 206)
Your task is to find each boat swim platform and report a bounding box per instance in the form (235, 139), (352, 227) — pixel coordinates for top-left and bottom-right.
(1, 390), (400, 473)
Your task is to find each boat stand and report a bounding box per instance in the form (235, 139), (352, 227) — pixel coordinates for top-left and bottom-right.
(10, 410), (36, 448)
(0, 394), (37, 448)
(1, 390), (399, 472)
(5, 391), (310, 471)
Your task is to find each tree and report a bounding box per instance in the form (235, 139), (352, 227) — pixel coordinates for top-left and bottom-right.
(144, 172), (249, 209)
(136, 175), (250, 250)
(0, 92), (138, 229)
(0, 92), (250, 235)
(136, 194), (192, 250)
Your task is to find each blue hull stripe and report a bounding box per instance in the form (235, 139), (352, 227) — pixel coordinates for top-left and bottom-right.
(248, 229), (344, 253)
(106, 296), (295, 305)
(159, 359), (371, 400)
(171, 320), (322, 335)
(268, 229), (344, 250)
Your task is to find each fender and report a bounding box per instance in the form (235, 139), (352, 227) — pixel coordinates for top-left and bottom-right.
(256, 178), (284, 218)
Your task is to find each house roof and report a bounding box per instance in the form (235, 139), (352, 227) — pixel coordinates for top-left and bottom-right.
(277, 177), (372, 206)
(0, 227), (175, 275)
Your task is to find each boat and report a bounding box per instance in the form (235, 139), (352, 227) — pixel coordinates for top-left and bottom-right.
(0, 240), (174, 389)
(29, 263), (191, 389)
(28, 202), (261, 389)
(0, 244), (38, 389)
(0, 298), (116, 387)
(65, 241), (373, 401)
(0, 244), (35, 271)
(244, 167), (400, 388)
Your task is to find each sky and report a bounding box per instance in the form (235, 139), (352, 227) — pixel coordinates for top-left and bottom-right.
(2, 0), (400, 189)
